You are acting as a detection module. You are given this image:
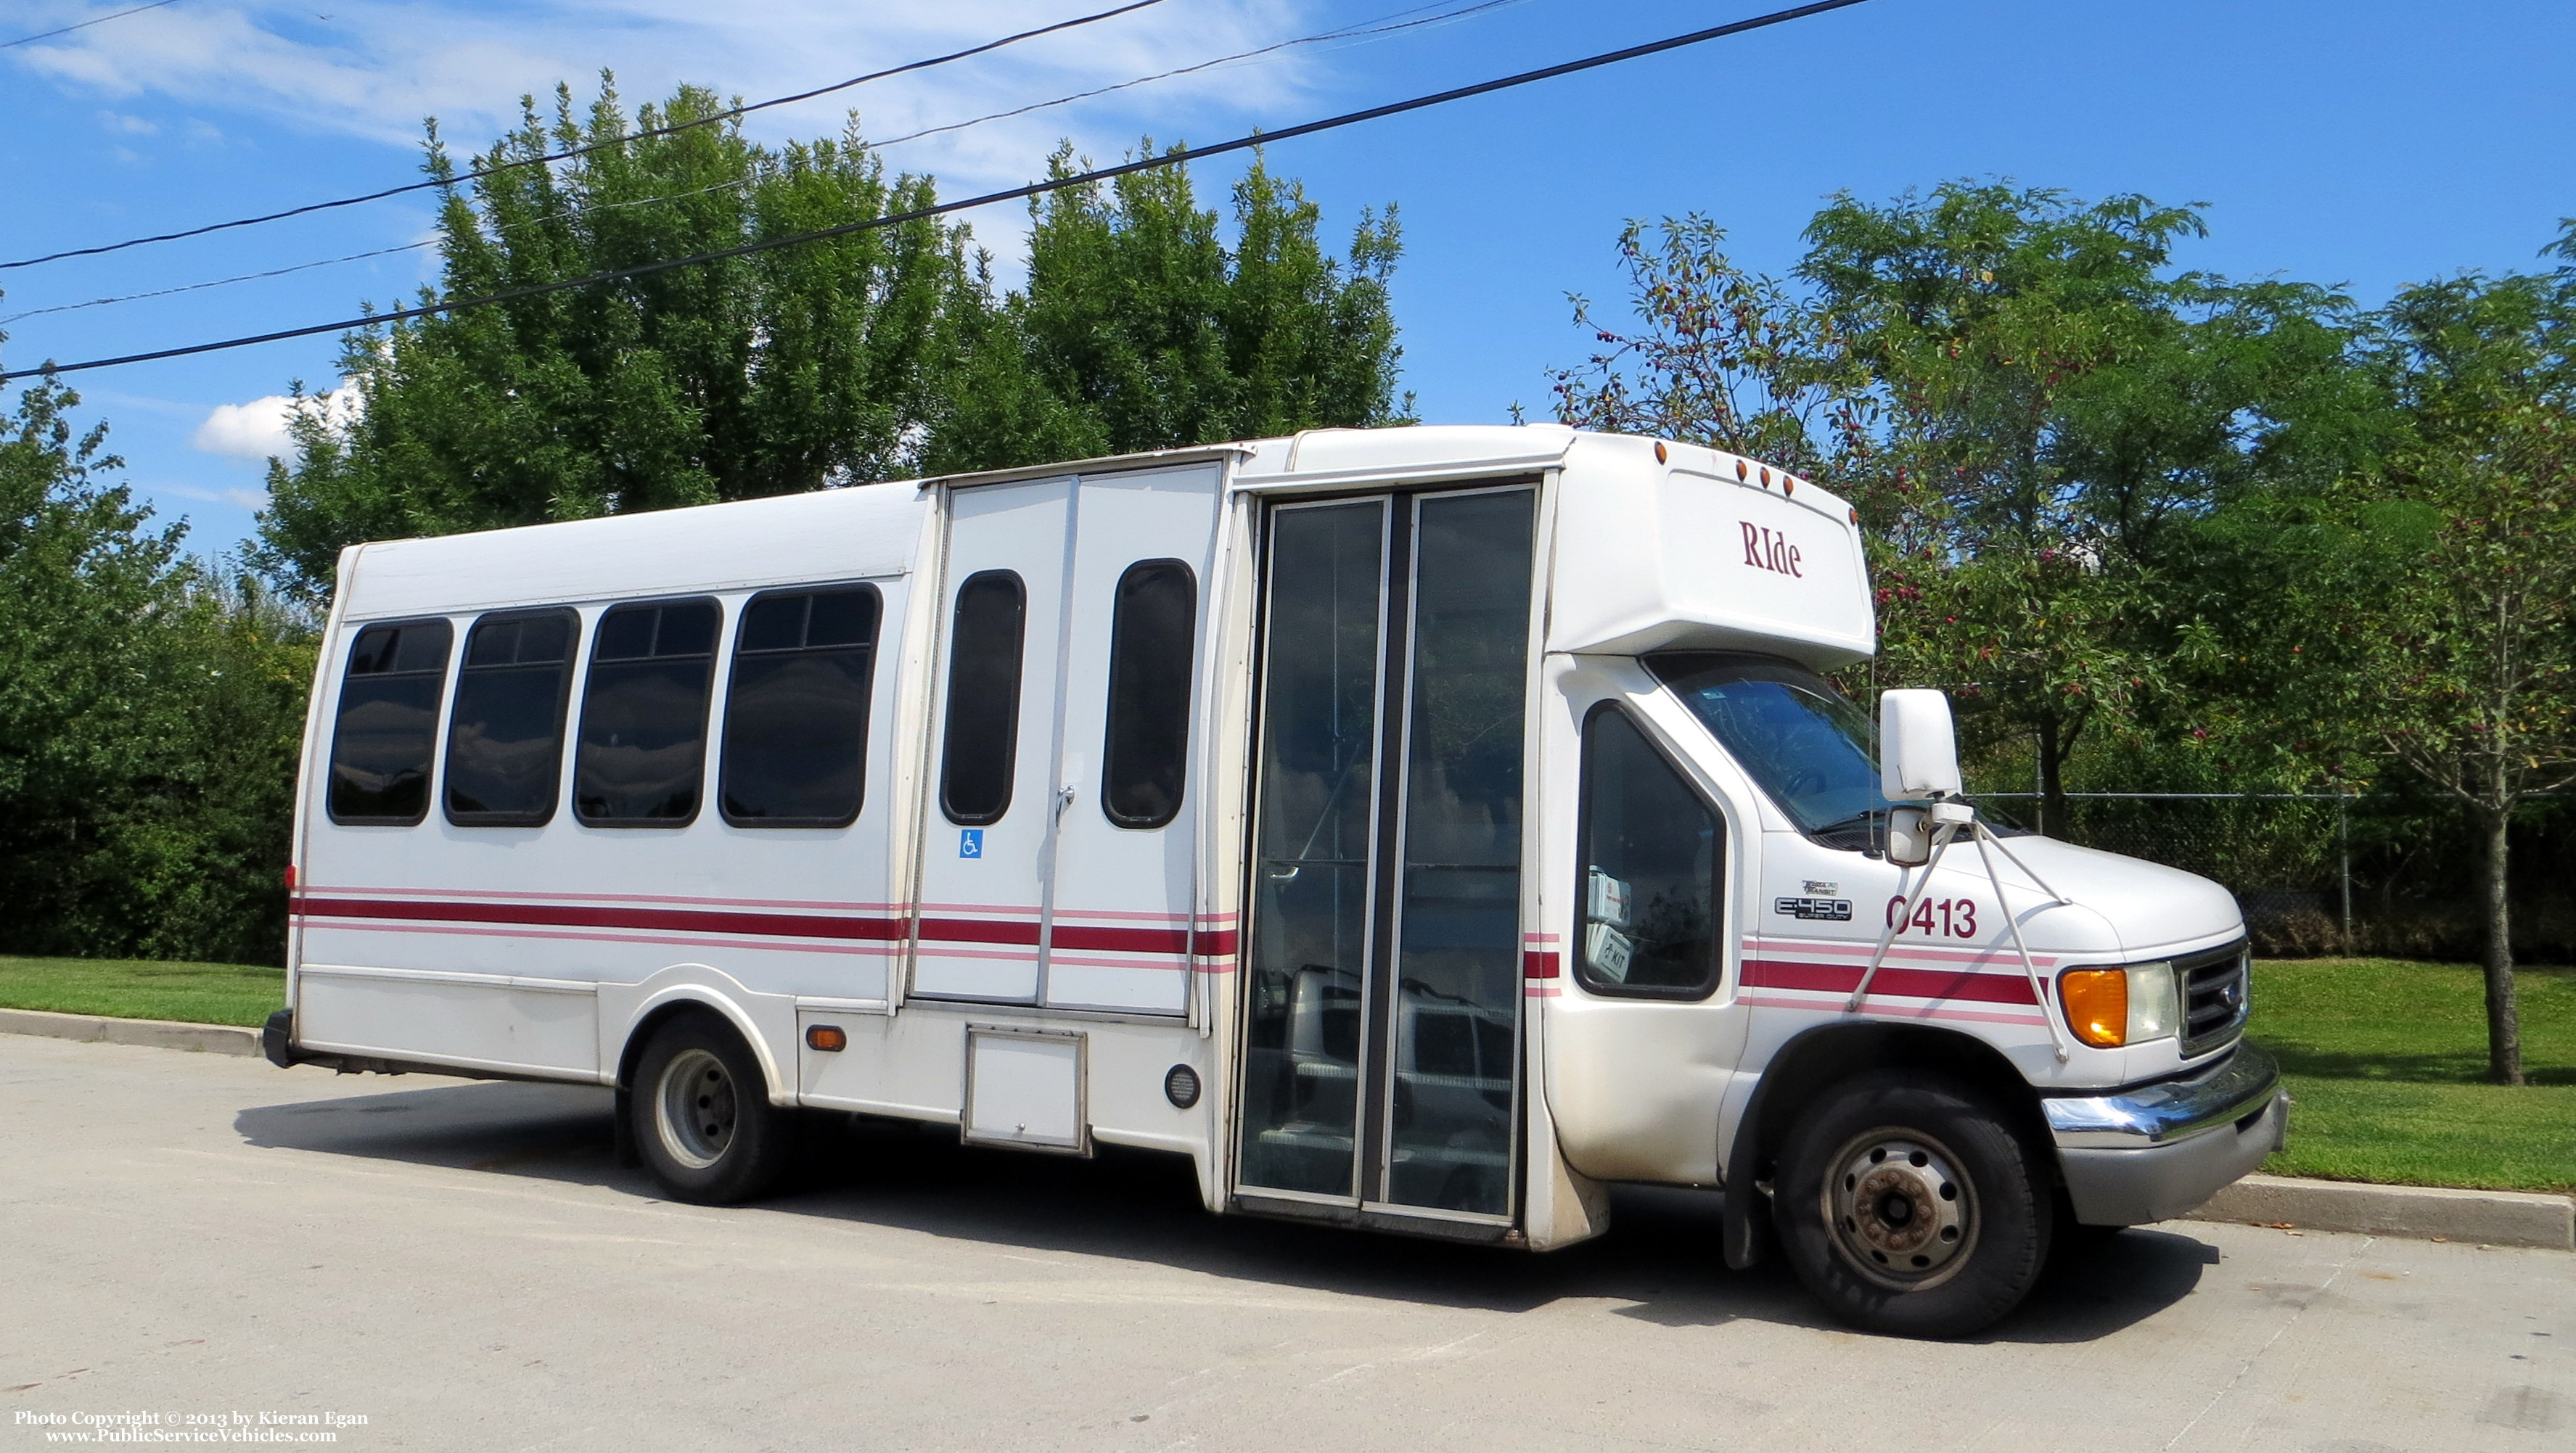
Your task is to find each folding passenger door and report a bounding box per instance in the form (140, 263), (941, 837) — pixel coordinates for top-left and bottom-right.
(1233, 485), (1541, 1226)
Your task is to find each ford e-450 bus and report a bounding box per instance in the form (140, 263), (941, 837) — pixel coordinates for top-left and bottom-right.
(266, 425), (2284, 1337)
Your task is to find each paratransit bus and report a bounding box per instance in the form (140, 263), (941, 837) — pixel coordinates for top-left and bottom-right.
(266, 424), (2284, 1337)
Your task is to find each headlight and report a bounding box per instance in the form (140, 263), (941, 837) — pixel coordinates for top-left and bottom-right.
(2058, 961), (2180, 1048)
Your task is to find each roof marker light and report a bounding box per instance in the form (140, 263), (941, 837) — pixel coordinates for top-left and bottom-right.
(1759, 466), (1772, 487)
(1735, 460), (1748, 481)
(1654, 441), (1668, 464)
(1784, 477), (1797, 495)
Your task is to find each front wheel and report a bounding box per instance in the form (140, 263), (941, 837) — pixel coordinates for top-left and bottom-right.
(1774, 1071), (2052, 1338)
(631, 1012), (795, 1205)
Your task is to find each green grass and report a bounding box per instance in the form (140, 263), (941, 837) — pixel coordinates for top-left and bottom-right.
(0, 955), (284, 1029)
(2250, 957), (2576, 1195)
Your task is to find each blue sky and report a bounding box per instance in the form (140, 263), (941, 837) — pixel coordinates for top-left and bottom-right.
(5, 0), (2572, 559)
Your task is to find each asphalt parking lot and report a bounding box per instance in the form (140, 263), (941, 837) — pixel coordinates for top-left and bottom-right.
(4, 1033), (2570, 1452)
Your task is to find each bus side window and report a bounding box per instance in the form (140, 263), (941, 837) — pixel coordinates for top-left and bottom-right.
(445, 609), (576, 826)
(1574, 704), (1724, 997)
(573, 598), (721, 826)
(720, 585), (882, 827)
(1099, 558), (1197, 829)
(327, 617), (454, 825)
(939, 570), (1026, 826)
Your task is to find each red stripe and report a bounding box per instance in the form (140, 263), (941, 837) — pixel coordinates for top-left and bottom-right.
(1050, 923), (1191, 954)
(1522, 950), (1561, 979)
(915, 917), (1042, 946)
(1742, 957), (2038, 1006)
(298, 896), (905, 942)
(300, 895), (1234, 957)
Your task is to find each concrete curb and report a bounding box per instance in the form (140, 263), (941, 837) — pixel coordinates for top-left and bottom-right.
(0, 1007), (261, 1057)
(2186, 1172), (2575, 1251)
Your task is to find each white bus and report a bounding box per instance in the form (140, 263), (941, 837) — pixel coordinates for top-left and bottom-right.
(267, 425), (2283, 1337)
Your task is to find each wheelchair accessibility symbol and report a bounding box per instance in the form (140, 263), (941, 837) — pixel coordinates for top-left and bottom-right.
(959, 828), (984, 859)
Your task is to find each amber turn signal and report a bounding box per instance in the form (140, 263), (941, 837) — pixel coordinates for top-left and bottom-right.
(2057, 970), (2128, 1047)
(805, 1024), (848, 1053)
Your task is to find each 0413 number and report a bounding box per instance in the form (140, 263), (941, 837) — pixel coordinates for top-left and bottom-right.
(1885, 894), (1978, 938)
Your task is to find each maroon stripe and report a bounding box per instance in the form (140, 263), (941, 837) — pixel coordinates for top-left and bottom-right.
(1051, 923), (1191, 954)
(1522, 950), (1561, 979)
(1743, 957), (2038, 1007)
(298, 895), (1231, 956)
(916, 916), (1043, 946)
(296, 895), (905, 942)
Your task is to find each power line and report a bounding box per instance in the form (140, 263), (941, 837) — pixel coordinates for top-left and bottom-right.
(0, 0), (181, 52)
(0, 239), (435, 327)
(4, 0), (1527, 327)
(871, 0), (1530, 152)
(1, 0), (1882, 384)
(0, 0), (1171, 271)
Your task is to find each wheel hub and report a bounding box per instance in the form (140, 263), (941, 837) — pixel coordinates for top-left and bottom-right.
(1824, 1133), (1972, 1287)
(656, 1047), (737, 1170)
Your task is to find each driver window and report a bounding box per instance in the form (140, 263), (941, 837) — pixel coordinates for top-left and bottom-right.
(1575, 704), (1724, 998)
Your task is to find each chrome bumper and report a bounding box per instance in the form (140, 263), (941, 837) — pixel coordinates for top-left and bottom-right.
(2044, 1042), (2288, 1227)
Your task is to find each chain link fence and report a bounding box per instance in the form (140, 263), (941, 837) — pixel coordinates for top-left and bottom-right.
(1971, 791), (2575, 962)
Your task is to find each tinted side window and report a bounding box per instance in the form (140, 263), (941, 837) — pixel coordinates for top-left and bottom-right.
(445, 609), (576, 826)
(327, 618), (454, 825)
(721, 586), (882, 827)
(939, 571), (1026, 826)
(574, 598), (720, 826)
(1099, 558), (1197, 829)
(1575, 705), (1724, 997)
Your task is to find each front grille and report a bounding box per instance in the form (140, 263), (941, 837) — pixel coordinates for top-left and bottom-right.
(2178, 941), (2251, 1058)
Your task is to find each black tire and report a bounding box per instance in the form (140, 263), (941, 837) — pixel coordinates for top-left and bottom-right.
(1774, 1071), (2052, 1338)
(630, 1011), (796, 1205)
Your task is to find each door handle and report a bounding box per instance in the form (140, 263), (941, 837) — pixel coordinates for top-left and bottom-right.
(1056, 784), (1076, 817)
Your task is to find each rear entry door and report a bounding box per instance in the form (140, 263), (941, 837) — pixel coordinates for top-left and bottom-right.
(911, 465), (1223, 1013)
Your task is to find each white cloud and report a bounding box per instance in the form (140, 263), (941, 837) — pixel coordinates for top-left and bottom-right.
(191, 395), (297, 460)
(10, 1), (1330, 204)
(97, 110), (157, 134)
(191, 386), (361, 462)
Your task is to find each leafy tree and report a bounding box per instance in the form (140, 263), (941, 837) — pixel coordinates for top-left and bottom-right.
(260, 79), (978, 600)
(2334, 265), (2576, 1084)
(922, 143), (1409, 472)
(0, 368), (312, 964)
(261, 89), (1411, 601)
(1548, 215), (1866, 482)
(1552, 186), (2359, 833)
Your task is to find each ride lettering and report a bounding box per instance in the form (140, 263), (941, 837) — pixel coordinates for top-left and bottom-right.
(1740, 522), (1803, 577)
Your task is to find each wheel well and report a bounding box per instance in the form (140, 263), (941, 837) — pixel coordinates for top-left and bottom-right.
(615, 1000), (748, 1094)
(1731, 1024), (2050, 1195)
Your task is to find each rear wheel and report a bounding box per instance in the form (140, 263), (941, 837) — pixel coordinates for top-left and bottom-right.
(631, 1013), (795, 1205)
(1775, 1071), (2051, 1338)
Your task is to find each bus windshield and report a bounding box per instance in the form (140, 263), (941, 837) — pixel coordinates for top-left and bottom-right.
(1649, 653), (1890, 850)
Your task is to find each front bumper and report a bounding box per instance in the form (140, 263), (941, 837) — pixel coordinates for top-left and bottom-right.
(2044, 1042), (2287, 1227)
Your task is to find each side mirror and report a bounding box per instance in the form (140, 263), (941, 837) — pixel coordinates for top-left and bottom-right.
(1879, 688), (1964, 802)
(1884, 804), (1936, 868)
